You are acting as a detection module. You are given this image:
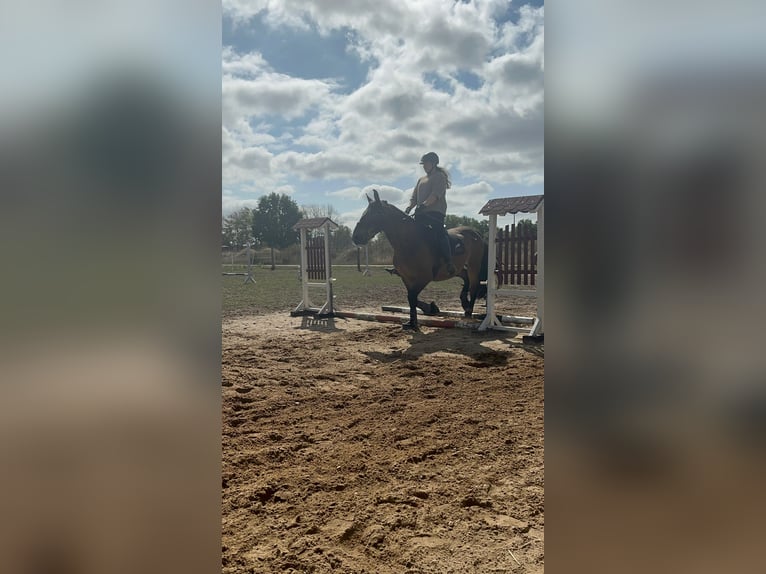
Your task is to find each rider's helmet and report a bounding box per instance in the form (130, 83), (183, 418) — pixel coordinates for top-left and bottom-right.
(419, 152), (439, 165)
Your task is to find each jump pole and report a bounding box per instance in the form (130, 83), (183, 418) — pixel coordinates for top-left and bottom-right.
(380, 306), (535, 325)
(334, 310), (478, 330)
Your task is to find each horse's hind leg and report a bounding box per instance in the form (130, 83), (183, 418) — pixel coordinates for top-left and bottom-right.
(416, 300), (440, 316)
(459, 272), (471, 316)
(464, 268), (481, 317)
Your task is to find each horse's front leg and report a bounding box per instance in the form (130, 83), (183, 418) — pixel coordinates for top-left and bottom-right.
(466, 288), (477, 317)
(403, 288), (420, 330)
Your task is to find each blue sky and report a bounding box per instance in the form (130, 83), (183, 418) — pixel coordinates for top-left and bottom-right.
(223, 0), (544, 227)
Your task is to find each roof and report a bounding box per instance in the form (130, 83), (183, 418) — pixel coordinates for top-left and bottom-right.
(479, 195), (544, 216)
(292, 217), (340, 231)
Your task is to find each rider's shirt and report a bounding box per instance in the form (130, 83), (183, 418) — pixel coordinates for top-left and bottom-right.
(410, 169), (448, 216)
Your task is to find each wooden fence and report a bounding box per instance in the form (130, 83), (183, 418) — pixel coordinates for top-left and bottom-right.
(495, 224), (537, 286)
(306, 235), (328, 280)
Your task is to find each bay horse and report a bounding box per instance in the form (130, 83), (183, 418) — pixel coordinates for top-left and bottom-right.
(352, 189), (488, 330)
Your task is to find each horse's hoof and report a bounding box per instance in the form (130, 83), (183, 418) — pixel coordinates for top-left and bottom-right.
(429, 302), (440, 315)
(402, 322), (419, 331)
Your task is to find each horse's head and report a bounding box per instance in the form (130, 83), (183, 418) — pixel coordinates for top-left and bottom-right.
(352, 189), (387, 245)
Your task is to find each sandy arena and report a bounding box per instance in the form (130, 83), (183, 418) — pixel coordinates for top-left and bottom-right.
(222, 309), (544, 573)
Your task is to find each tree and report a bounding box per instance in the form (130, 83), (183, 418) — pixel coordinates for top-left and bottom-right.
(301, 203), (340, 221)
(331, 225), (354, 255)
(493, 219), (537, 246)
(252, 193), (302, 270)
(222, 207), (254, 250)
(517, 218), (537, 236)
(367, 233), (394, 264)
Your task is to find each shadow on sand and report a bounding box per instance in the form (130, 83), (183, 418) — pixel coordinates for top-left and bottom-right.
(362, 326), (543, 363)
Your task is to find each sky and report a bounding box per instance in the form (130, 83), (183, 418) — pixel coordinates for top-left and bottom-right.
(222, 0), (544, 228)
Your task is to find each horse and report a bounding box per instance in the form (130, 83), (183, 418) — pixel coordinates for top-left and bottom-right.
(352, 189), (489, 330)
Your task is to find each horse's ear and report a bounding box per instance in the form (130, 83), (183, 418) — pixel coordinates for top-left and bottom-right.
(366, 194), (372, 204)
(373, 189), (380, 202)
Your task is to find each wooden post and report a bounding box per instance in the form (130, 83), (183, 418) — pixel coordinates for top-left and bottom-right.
(323, 222), (333, 315)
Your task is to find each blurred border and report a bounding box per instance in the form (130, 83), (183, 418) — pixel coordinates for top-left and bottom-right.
(0, 2), (222, 573)
(547, 1), (766, 572)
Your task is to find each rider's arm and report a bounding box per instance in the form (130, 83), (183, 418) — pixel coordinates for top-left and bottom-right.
(405, 186), (418, 213)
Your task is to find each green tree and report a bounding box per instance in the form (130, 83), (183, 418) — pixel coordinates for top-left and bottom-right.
(368, 233), (394, 264)
(331, 225), (354, 255)
(252, 193), (302, 270)
(517, 218), (537, 236)
(493, 219), (538, 248)
(222, 207), (254, 249)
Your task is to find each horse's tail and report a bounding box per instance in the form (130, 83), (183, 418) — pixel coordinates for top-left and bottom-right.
(458, 227), (489, 300)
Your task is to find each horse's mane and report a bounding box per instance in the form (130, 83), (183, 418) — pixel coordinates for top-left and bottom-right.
(379, 199), (410, 221)
(379, 199), (401, 213)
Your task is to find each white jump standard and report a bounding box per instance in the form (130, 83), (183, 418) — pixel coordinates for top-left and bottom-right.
(478, 195), (544, 343)
(291, 217), (339, 317)
(222, 243), (256, 284)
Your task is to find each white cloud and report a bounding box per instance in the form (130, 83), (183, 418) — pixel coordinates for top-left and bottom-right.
(359, 184), (409, 205)
(498, 5), (544, 51)
(327, 186), (365, 200)
(222, 1), (544, 217)
(223, 75), (337, 122)
(222, 47), (269, 78)
(449, 181), (496, 217)
(222, 193), (261, 215)
(223, 142), (273, 186)
(273, 184), (296, 196)
(222, 0), (269, 24)
(222, 46), (340, 129)
(337, 207), (368, 230)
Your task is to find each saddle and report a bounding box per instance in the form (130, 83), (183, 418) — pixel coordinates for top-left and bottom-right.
(414, 220), (465, 255)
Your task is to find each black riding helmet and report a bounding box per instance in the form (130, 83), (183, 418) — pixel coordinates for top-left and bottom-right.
(419, 152), (439, 165)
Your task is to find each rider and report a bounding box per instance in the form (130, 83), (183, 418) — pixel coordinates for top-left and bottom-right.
(404, 152), (455, 275)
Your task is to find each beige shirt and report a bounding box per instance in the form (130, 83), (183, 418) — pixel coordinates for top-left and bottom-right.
(408, 168), (448, 216)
